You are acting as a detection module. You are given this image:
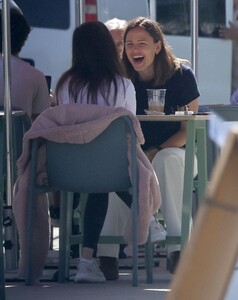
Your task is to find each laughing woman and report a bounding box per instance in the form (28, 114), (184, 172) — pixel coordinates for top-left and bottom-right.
(122, 17), (200, 273)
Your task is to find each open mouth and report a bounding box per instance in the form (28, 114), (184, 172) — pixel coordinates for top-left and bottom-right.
(133, 55), (144, 63)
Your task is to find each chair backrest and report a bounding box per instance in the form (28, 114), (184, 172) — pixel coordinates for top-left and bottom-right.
(45, 116), (135, 193)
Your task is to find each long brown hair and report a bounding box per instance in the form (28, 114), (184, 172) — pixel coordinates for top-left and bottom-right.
(55, 21), (124, 105)
(122, 17), (190, 85)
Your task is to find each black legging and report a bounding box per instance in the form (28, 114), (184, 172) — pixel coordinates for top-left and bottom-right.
(83, 192), (132, 250)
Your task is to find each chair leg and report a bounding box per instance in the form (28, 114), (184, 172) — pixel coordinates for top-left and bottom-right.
(145, 230), (153, 283)
(58, 192), (73, 283)
(25, 195), (36, 285)
(25, 140), (40, 285)
(0, 229), (5, 299)
(0, 194), (5, 299)
(49, 225), (54, 250)
(132, 195), (138, 287)
(0, 131), (5, 299)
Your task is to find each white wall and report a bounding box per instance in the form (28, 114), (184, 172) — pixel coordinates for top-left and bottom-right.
(97, 0), (149, 22)
(20, 0), (76, 90)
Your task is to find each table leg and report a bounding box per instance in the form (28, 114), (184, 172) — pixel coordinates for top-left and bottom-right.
(181, 119), (196, 248)
(196, 124), (208, 203)
(181, 120), (208, 248)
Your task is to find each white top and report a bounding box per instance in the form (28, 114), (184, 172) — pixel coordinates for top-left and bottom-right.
(0, 55), (50, 118)
(56, 75), (136, 114)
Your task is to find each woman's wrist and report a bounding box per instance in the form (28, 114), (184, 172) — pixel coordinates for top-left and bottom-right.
(144, 147), (159, 162)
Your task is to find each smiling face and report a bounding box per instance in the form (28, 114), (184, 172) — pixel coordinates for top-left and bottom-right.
(125, 27), (161, 81)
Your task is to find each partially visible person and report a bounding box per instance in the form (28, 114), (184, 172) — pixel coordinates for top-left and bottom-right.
(123, 17), (199, 274)
(219, 0), (238, 103)
(0, 9), (50, 121)
(2, 8), (50, 283)
(230, 88), (238, 104)
(104, 18), (127, 60)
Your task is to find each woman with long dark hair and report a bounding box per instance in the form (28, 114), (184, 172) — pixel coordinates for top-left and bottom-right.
(54, 21), (136, 283)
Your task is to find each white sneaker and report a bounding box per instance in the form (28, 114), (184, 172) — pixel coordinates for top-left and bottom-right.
(74, 258), (106, 283)
(150, 217), (167, 243)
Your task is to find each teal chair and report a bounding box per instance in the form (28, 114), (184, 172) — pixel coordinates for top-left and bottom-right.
(25, 115), (147, 287)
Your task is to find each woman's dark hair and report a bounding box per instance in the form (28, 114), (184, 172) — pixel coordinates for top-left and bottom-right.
(0, 9), (30, 55)
(55, 21), (124, 105)
(122, 17), (189, 86)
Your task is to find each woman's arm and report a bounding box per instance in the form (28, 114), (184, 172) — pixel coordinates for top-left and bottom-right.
(124, 80), (137, 114)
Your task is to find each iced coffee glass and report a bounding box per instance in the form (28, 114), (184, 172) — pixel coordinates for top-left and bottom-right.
(146, 89), (166, 114)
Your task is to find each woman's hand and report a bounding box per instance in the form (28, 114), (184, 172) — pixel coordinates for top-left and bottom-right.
(144, 147), (159, 162)
(219, 22), (238, 40)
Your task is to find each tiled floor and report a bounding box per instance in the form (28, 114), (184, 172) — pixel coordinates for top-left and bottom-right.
(5, 250), (172, 300)
(4, 226), (173, 300)
(4, 241), (238, 300)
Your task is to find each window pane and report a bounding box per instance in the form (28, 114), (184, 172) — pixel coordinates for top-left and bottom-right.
(156, 0), (226, 38)
(15, 0), (70, 30)
(199, 0), (225, 37)
(156, 0), (190, 36)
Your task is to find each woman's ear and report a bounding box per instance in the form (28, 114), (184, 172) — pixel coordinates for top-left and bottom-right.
(155, 40), (162, 55)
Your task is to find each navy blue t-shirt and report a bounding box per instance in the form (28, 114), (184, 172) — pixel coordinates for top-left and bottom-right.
(135, 64), (200, 150)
